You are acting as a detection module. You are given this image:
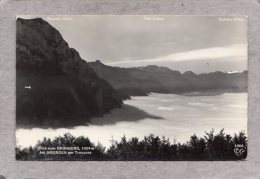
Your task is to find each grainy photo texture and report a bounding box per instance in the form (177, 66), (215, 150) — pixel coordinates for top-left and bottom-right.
(15, 15), (248, 161)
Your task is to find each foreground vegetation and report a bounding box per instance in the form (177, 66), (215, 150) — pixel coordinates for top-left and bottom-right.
(16, 129), (247, 161)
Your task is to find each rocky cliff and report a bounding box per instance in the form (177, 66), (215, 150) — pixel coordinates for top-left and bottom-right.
(16, 18), (123, 128)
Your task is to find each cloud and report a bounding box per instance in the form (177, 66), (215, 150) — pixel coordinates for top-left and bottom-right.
(106, 43), (247, 66)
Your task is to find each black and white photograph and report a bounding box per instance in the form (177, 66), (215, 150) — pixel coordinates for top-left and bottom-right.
(15, 15), (248, 161)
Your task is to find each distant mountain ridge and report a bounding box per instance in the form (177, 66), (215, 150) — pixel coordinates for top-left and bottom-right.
(16, 18), (123, 127)
(88, 60), (247, 96)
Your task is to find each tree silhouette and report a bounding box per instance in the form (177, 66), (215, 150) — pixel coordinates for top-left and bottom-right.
(16, 129), (247, 161)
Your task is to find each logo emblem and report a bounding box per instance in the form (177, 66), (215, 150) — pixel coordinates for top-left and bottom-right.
(234, 144), (246, 156)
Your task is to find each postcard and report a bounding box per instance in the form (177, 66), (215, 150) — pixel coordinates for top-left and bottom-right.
(16, 15), (247, 161)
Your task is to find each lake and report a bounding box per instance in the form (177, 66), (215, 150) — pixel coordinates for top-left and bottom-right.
(16, 92), (247, 149)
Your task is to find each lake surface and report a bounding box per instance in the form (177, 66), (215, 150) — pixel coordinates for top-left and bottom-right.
(16, 93), (247, 149)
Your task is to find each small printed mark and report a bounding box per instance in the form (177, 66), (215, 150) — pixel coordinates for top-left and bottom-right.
(24, 85), (31, 89)
(234, 144), (246, 156)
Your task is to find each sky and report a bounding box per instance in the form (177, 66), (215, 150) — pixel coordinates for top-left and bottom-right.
(18, 15), (248, 73)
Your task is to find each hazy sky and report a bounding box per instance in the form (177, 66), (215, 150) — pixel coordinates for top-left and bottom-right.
(19, 15), (248, 73)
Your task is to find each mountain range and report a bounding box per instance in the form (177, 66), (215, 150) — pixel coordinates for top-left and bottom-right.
(88, 60), (247, 96)
(16, 18), (247, 128)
